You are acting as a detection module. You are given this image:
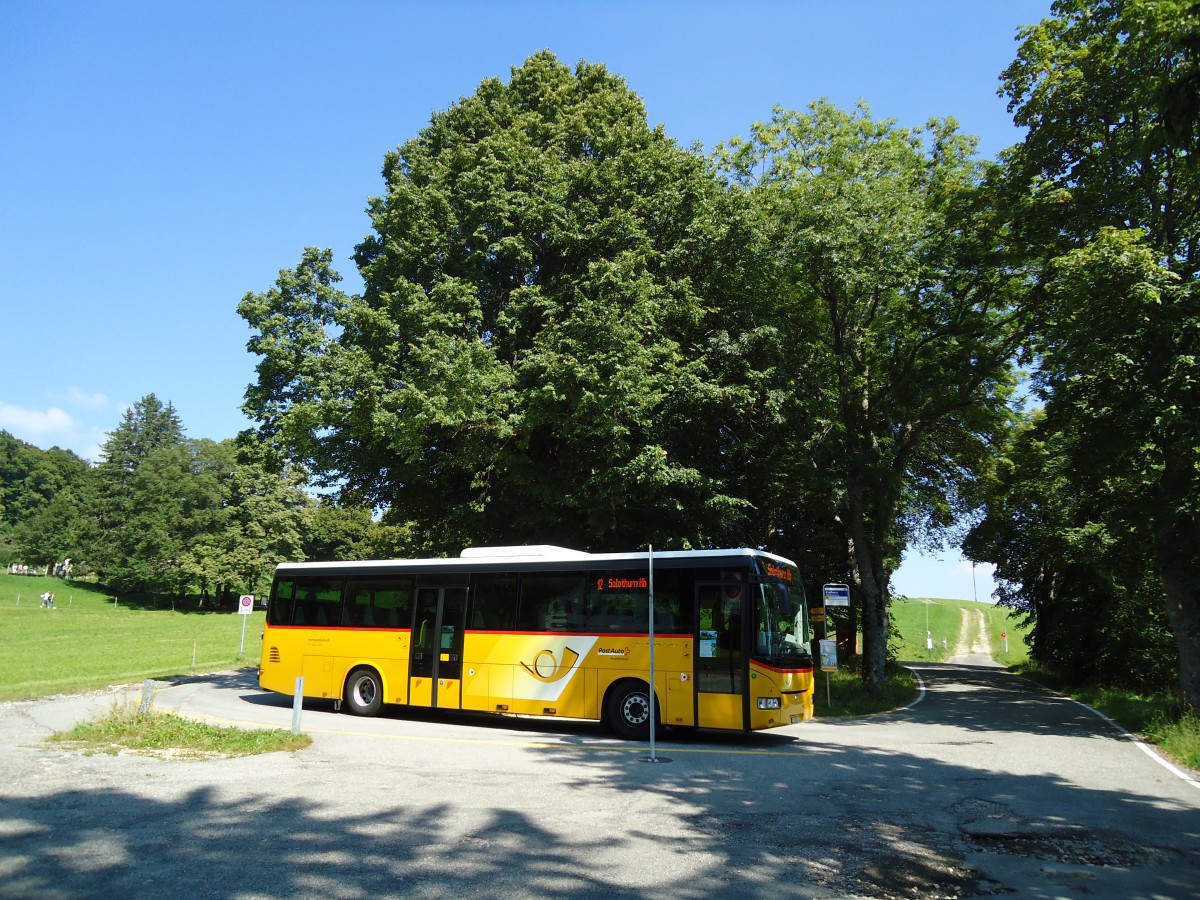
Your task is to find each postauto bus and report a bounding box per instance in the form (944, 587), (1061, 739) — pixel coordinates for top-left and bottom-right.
(259, 546), (814, 738)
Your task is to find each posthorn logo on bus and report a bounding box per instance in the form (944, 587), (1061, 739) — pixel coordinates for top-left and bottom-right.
(520, 646), (581, 682)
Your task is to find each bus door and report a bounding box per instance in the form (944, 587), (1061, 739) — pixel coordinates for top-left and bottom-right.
(409, 586), (466, 710)
(695, 581), (749, 731)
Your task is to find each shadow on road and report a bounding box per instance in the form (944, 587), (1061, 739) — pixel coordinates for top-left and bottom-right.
(6, 665), (1198, 899)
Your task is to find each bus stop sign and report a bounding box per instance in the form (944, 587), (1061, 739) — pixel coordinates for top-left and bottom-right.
(822, 583), (850, 607)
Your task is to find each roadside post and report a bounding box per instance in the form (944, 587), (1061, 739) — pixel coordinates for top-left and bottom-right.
(292, 676), (304, 734)
(644, 545), (669, 764)
(237, 594), (254, 658)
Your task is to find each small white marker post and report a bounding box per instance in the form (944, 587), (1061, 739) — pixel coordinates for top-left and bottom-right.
(139, 679), (155, 714)
(292, 676), (304, 734)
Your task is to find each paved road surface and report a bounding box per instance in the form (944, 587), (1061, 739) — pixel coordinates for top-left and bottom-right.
(1, 654), (1198, 898)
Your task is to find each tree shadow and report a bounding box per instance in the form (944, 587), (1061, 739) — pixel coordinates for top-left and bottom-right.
(7, 718), (1199, 899)
(9, 665), (1198, 898)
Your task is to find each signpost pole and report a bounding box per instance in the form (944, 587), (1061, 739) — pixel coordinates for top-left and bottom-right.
(237, 593), (255, 658)
(642, 545), (669, 763)
(648, 544), (656, 761)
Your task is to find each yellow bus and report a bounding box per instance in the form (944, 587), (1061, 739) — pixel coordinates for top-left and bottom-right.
(259, 545), (814, 738)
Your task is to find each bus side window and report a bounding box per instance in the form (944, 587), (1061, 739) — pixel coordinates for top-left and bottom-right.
(343, 584), (372, 627)
(470, 573), (518, 630)
(373, 581), (411, 628)
(268, 579), (297, 626)
(289, 576), (344, 627)
(518, 575), (586, 632)
(584, 570), (682, 633)
(343, 577), (411, 628)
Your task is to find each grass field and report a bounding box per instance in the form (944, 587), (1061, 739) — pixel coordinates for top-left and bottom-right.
(0, 574), (263, 701)
(889, 596), (1031, 667)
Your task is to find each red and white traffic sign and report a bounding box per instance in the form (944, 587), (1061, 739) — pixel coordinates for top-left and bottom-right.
(238, 594), (254, 616)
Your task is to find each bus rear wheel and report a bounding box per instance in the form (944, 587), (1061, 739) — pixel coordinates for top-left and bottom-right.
(605, 680), (658, 740)
(345, 667), (383, 717)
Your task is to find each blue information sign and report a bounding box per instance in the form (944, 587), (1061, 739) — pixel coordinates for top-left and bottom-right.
(822, 583), (850, 607)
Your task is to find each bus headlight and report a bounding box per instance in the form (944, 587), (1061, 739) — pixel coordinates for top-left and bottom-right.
(757, 697), (781, 710)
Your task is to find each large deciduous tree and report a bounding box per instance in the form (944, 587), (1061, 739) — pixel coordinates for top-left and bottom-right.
(995, 0), (1200, 708)
(240, 52), (784, 553)
(964, 409), (1178, 691)
(717, 103), (1025, 694)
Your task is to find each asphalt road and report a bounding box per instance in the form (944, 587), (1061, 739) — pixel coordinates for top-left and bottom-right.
(2, 653), (1199, 899)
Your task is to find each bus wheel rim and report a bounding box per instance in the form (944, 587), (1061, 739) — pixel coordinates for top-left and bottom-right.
(622, 693), (649, 726)
(356, 676), (375, 705)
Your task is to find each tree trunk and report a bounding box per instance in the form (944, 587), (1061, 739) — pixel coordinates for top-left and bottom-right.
(1159, 561), (1200, 711)
(845, 491), (889, 697)
(1155, 454), (1200, 711)
(1156, 527), (1200, 711)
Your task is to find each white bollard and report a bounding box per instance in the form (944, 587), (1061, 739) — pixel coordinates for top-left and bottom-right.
(139, 679), (155, 714)
(292, 677), (304, 734)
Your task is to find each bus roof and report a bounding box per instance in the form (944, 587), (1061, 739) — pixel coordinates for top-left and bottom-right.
(273, 546), (798, 576)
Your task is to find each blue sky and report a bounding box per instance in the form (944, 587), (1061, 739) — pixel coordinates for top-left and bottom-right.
(1, 1), (1052, 600)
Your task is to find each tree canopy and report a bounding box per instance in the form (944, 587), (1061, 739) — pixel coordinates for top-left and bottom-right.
(968, 0), (1200, 708)
(241, 52), (786, 554)
(715, 102), (1027, 693)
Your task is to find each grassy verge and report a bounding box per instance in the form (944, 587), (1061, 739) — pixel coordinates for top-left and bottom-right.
(0, 574), (262, 700)
(47, 703), (311, 757)
(813, 658), (918, 717)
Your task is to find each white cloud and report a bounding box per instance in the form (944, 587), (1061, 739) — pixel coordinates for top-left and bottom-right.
(0, 397), (111, 461)
(0, 402), (78, 440)
(65, 387), (111, 410)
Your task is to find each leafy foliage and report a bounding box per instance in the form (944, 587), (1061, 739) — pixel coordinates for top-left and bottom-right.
(241, 52), (786, 553)
(716, 103), (1026, 694)
(971, 0), (1200, 708)
(1, 432), (89, 569)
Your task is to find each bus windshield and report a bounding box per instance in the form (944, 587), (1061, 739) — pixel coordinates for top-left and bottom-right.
(751, 565), (810, 666)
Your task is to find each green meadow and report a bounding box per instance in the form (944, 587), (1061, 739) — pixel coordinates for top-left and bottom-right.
(888, 596), (1030, 667)
(0, 574), (262, 701)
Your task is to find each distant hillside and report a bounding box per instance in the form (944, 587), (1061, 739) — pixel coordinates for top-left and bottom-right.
(887, 597), (1028, 666)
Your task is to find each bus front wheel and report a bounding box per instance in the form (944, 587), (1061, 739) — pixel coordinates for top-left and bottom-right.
(605, 680), (658, 740)
(344, 667), (383, 717)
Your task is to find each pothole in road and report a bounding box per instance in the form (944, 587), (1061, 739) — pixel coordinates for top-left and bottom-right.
(961, 824), (1176, 867)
